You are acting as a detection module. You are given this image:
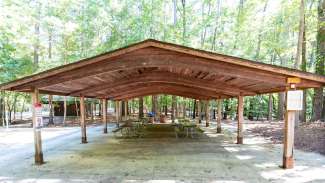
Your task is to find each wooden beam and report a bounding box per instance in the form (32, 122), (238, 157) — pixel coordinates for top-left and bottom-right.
(149, 40), (325, 83)
(0, 40), (152, 90)
(114, 90), (212, 101)
(102, 99), (108, 134)
(110, 86), (220, 101)
(103, 83), (228, 99)
(237, 95), (244, 144)
(69, 72), (254, 97)
(217, 99), (222, 133)
(9, 53), (289, 91)
(80, 96), (87, 143)
(205, 100), (210, 127)
(32, 88), (44, 165)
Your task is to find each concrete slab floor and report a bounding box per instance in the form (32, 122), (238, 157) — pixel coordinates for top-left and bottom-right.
(0, 122), (325, 183)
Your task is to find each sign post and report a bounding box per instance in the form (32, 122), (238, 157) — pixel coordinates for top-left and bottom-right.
(32, 88), (44, 165)
(34, 103), (43, 130)
(283, 78), (302, 169)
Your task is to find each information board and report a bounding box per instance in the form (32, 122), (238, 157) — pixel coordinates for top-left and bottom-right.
(287, 90), (303, 111)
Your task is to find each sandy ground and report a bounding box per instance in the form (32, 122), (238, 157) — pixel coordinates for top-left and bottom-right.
(0, 121), (325, 183)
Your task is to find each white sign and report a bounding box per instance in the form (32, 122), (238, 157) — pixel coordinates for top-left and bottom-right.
(36, 116), (43, 129)
(34, 103), (43, 129)
(287, 90), (303, 111)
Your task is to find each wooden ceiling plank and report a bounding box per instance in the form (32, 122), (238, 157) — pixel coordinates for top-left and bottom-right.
(12, 53), (291, 91)
(68, 72), (253, 96)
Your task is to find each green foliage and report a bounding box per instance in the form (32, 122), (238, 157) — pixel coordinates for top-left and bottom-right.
(0, 0), (323, 121)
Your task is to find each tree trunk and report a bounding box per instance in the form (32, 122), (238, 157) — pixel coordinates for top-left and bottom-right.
(312, 0), (324, 121)
(192, 99), (196, 119)
(152, 95), (158, 121)
(183, 102), (186, 118)
(301, 24), (307, 123)
(255, 0), (268, 60)
(268, 94), (273, 121)
(33, 1), (41, 70)
(223, 100), (228, 119)
(139, 97), (144, 119)
(75, 98), (79, 119)
(0, 93), (3, 126)
(171, 96), (176, 122)
(211, 0), (221, 51)
(63, 96), (67, 125)
(294, 0), (305, 69)
(48, 95), (54, 125)
(20, 98), (25, 121)
(91, 101), (94, 121)
(181, 0), (186, 44)
(248, 99), (254, 120)
(98, 101), (102, 116)
(322, 95), (325, 121)
(278, 92), (285, 120)
(200, 1), (211, 48)
(13, 102), (16, 121)
(175, 99), (178, 118)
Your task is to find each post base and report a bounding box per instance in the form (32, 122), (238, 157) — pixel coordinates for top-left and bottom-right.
(82, 137), (88, 144)
(103, 128), (108, 134)
(206, 123), (209, 127)
(237, 136), (243, 144)
(282, 156), (294, 169)
(217, 127), (222, 133)
(35, 153), (44, 165)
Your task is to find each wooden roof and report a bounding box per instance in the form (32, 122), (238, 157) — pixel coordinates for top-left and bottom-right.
(1, 39), (325, 100)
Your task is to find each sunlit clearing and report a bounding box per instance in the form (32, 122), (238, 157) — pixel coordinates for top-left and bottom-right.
(208, 181), (245, 183)
(224, 147), (239, 152)
(254, 162), (278, 168)
(235, 155), (254, 160)
(261, 166), (325, 183)
(242, 137), (268, 145)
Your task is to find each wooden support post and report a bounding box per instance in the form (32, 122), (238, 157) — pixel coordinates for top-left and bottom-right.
(205, 100), (210, 127)
(217, 99), (222, 133)
(282, 78), (303, 169)
(237, 95), (244, 144)
(171, 95), (176, 123)
(123, 100), (128, 120)
(32, 88), (44, 165)
(90, 100), (96, 122)
(283, 107), (295, 169)
(115, 101), (120, 127)
(102, 99), (107, 134)
(197, 100), (201, 124)
(80, 96), (87, 143)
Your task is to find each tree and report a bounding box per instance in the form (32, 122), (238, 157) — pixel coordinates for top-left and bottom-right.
(312, 0), (325, 121)
(139, 97), (144, 119)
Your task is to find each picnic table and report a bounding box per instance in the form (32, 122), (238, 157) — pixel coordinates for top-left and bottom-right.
(173, 121), (198, 138)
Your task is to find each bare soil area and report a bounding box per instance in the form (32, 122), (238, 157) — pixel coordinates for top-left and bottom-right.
(248, 121), (325, 155)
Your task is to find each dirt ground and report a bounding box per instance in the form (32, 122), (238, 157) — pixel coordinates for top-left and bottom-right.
(248, 120), (325, 155)
(0, 121), (325, 183)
